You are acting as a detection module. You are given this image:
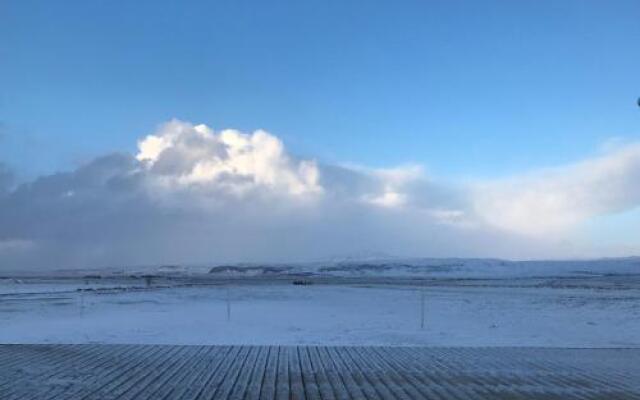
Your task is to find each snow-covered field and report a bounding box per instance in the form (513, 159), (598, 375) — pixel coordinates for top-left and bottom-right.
(2, 275), (639, 347)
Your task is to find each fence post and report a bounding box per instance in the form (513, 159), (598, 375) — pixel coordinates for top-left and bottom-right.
(80, 291), (85, 318)
(226, 285), (231, 322)
(420, 287), (425, 330)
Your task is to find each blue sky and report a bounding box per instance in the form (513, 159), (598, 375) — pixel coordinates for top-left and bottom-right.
(2, 0), (638, 179)
(1, 1), (640, 266)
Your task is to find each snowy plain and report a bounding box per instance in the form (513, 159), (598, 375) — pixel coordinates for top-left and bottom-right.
(2, 258), (639, 347)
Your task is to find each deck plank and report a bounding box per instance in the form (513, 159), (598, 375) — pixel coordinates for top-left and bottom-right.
(275, 346), (290, 400)
(0, 345), (638, 400)
(258, 347), (278, 400)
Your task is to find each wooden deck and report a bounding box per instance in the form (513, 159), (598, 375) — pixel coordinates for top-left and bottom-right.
(1, 345), (639, 399)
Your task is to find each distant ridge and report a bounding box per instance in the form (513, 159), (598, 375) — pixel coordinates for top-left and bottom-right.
(3, 256), (639, 279)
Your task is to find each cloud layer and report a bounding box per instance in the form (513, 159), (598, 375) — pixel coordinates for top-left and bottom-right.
(1, 120), (639, 269)
(473, 143), (640, 235)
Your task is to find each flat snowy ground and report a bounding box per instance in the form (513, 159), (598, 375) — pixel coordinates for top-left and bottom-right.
(2, 278), (639, 347)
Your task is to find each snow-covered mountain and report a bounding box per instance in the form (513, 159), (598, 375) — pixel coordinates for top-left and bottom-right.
(5, 256), (639, 279)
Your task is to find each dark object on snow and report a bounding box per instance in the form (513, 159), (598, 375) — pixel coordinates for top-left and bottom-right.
(292, 279), (313, 286)
(141, 274), (156, 287)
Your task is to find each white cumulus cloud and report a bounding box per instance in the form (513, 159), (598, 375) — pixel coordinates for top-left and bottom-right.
(137, 119), (322, 197)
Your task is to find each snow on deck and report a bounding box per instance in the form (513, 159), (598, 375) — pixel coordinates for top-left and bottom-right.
(1, 345), (639, 399)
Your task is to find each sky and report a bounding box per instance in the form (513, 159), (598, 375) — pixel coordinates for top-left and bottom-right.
(1, 0), (639, 268)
